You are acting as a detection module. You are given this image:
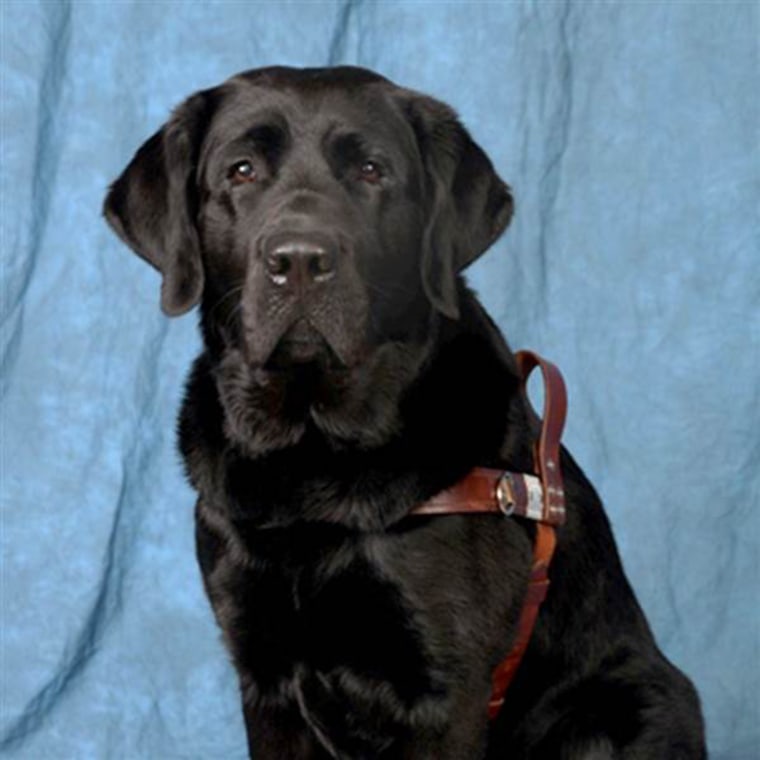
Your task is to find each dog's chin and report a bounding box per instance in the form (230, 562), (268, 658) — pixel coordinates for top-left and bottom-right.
(215, 332), (432, 459)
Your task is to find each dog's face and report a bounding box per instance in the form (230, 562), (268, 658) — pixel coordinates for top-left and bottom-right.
(105, 67), (512, 455)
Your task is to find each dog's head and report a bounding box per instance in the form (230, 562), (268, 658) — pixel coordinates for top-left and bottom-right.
(104, 66), (512, 455)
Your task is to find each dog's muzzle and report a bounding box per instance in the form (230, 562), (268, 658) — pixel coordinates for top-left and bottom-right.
(242, 228), (368, 370)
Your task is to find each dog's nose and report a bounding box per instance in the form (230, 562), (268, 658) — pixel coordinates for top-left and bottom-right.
(264, 237), (336, 289)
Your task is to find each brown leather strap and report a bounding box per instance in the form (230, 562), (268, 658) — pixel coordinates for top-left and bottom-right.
(515, 350), (567, 525)
(487, 522), (556, 718)
(408, 350), (568, 720)
(411, 468), (563, 526)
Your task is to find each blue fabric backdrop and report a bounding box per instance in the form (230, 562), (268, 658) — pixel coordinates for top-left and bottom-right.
(2, 1), (758, 758)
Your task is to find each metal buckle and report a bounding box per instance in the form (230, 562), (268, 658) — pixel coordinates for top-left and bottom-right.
(496, 472), (516, 516)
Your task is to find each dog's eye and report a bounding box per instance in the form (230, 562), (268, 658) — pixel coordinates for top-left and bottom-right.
(229, 160), (257, 184)
(359, 160), (382, 184)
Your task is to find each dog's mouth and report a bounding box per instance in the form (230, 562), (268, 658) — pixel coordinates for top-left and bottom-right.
(264, 319), (345, 371)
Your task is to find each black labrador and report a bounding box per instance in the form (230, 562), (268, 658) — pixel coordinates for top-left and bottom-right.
(104, 66), (705, 759)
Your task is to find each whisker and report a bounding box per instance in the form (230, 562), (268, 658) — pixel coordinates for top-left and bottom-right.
(208, 283), (245, 322)
(224, 302), (243, 332)
(363, 279), (416, 301)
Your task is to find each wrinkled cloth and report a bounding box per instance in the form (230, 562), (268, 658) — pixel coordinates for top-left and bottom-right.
(2, 2), (757, 758)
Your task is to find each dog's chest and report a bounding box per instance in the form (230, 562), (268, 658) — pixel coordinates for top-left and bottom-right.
(199, 515), (434, 700)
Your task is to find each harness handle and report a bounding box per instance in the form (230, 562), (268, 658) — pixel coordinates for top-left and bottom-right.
(515, 350), (567, 525)
(488, 351), (567, 718)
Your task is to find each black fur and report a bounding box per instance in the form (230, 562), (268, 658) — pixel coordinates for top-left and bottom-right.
(104, 66), (705, 759)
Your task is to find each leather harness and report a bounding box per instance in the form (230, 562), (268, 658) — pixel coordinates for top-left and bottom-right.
(409, 351), (568, 720)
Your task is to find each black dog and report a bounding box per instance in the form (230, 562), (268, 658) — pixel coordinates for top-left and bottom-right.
(104, 66), (705, 759)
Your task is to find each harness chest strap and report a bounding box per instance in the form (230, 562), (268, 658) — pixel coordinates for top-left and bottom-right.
(410, 351), (568, 720)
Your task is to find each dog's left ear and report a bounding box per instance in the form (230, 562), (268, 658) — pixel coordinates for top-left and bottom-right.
(403, 95), (514, 319)
(103, 90), (216, 316)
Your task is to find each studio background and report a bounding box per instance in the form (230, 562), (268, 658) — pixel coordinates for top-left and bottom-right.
(2, 1), (757, 758)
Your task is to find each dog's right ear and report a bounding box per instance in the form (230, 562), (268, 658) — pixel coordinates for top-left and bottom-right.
(103, 90), (216, 316)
